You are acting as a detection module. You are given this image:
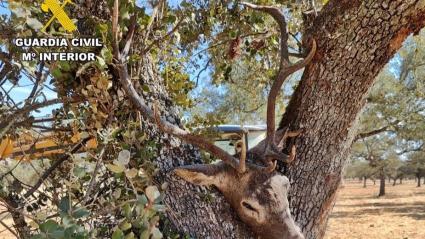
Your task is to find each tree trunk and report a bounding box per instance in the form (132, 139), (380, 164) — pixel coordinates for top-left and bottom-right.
(400, 178), (402, 184)
(137, 58), (254, 238)
(378, 169), (386, 197)
(418, 176), (422, 187)
(363, 177), (367, 188)
(392, 178), (396, 186)
(278, 1), (425, 238)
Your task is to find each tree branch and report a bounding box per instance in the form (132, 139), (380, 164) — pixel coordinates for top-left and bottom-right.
(397, 142), (424, 155)
(142, 18), (184, 54)
(24, 138), (91, 198)
(240, 2), (289, 66)
(355, 126), (391, 141)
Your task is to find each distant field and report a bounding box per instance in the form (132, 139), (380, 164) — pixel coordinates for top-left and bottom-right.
(325, 180), (425, 239)
(1, 180), (424, 239)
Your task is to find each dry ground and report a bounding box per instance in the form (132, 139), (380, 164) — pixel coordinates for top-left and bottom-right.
(325, 179), (425, 239)
(1, 180), (424, 238)
(0, 211), (14, 239)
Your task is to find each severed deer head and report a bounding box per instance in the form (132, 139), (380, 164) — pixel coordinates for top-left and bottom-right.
(115, 2), (316, 239)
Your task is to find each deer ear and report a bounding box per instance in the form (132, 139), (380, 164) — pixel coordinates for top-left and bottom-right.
(173, 162), (226, 186)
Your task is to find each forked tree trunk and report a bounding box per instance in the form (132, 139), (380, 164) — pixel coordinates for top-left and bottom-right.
(277, 1), (425, 238)
(78, 1), (425, 239)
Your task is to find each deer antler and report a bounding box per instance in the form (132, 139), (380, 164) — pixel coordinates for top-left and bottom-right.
(112, 0), (315, 175)
(241, 2), (317, 171)
(152, 103), (247, 172)
(110, 0), (247, 174)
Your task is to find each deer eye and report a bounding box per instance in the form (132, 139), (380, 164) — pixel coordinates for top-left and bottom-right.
(242, 201), (258, 212)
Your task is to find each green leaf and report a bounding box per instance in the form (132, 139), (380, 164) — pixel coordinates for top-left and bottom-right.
(115, 150), (131, 166)
(50, 230), (65, 238)
(142, 84), (150, 92)
(139, 230), (150, 239)
(101, 47), (113, 63)
(98, 23), (108, 33)
(73, 166), (86, 178)
(72, 208), (90, 219)
(26, 18), (43, 30)
(39, 220), (60, 233)
(113, 188), (122, 199)
(96, 56), (107, 69)
(112, 229), (124, 239)
(119, 221), (132, 231)
(125, 168), (138, 179)
(151, 227), (163, 239)
(51, 68), (63, 79)
(125, 232), (135, 239)
(137, 195), (148, 207)
(145, 186), (160, 202)
(123, 203), (132, 219)
(107, 164), (125, 174)
(59, 197), (70, 213)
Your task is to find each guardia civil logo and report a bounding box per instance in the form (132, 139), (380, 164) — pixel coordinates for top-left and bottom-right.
(13, 0), (103, 61)
(41, 0), (77, 33)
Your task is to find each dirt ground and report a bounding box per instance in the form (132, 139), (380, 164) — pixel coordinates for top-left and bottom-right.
(1, 180), (424, 238)
(325, 179), (425, 239)
(0, 211), (14, 239)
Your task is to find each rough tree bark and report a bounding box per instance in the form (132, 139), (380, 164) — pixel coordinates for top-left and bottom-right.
(149, 0), (425, 238)
(277, 0), (425, 238)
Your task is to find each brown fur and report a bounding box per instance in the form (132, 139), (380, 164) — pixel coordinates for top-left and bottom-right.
(174, 162), (304, 239)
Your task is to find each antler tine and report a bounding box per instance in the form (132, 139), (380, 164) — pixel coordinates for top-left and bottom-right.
(238, 133), (247, 173)
(266, 40), (316, 144)
(263, 39), (316, 166)
(241, 2), (317, 168)
(152, 103), (247, 173)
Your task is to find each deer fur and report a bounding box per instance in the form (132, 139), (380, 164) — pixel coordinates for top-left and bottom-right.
(174, 162), (304, 239)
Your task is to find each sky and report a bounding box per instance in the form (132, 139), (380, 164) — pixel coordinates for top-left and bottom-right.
(1, 2), (60, 117)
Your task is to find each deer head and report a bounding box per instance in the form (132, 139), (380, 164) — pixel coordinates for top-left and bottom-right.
(114, 1), (316, 238)
(174, 162), (304, 239)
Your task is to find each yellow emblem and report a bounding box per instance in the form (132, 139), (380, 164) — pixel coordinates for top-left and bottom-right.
(41, 0), (77, 33)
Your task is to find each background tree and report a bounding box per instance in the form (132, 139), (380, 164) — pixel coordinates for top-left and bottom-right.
(407, 151), (425, 187)
(344, 160), (378, 188)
